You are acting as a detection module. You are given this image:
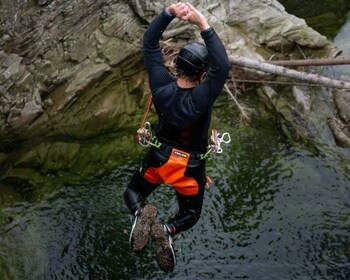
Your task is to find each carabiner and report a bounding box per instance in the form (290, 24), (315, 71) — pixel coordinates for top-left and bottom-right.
(218, 132), (231, 144)
(144, 121), (151, 131)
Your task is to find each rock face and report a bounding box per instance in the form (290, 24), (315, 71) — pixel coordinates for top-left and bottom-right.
(0, 0), (348, 186)
(0, 0), (147, 145)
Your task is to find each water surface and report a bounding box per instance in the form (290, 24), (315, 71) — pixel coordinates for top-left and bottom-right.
(1, 98), (349, 279)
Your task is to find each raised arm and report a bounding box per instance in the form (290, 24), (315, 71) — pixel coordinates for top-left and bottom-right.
(143, 9), (175, 92)
(183, 2), (210, 32)
(186, 3), (231, 111)
(143, 2), (196, 92)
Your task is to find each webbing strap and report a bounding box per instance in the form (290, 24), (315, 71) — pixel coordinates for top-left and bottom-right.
(140, 96), (153, 129)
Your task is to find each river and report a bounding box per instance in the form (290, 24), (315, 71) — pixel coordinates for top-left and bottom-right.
(0, 3), (349, 280)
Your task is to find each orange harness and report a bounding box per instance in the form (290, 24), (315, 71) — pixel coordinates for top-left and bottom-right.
(143, 148), (199, 195)
(136, 96), (230, 194)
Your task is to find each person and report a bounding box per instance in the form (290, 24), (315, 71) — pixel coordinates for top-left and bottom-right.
(124, 2), (230, 272)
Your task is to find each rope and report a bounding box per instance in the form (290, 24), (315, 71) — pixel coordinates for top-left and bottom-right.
(140, 96), (153, 128)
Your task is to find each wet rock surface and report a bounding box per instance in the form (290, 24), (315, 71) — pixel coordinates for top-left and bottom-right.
(329, 78), (350, 147)
(0, 0), (145, 142)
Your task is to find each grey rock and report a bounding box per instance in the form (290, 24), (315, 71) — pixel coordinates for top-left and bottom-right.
(7, 101), (44, 128)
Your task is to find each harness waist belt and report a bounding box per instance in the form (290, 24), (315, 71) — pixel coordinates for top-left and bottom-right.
(157, 141), (204, 160)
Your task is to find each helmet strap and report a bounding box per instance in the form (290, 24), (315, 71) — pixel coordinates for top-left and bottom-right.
(198, 71), (207, 85)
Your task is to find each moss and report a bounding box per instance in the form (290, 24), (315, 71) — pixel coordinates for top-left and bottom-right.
(0, 133), (143, 190)
(0, 153), (7, 166)
(305, 13), (346, 39)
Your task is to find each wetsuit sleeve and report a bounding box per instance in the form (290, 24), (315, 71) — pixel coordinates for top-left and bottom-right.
(190, 28), (231, 113)
(143, 9), (177, 92)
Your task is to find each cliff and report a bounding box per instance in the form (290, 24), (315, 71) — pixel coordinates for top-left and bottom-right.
(0, 0), (347, 187)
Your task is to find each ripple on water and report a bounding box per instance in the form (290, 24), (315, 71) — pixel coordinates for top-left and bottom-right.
(1, 123), (350, 279)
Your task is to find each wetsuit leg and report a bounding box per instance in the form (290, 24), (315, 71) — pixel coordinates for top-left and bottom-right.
(166, 187), (205, 235)
(124, 172), (159, 215)
(124, 147), (167, 214)
(166, 157), (206, 235)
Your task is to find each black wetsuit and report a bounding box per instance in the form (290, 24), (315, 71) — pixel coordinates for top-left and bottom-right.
(124, 8), (230, 236)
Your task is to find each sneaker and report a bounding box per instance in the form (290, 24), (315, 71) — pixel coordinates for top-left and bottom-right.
(150, 224), (176, 272)
(129, 204), (157, 253)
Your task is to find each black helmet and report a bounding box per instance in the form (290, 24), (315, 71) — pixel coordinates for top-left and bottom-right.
(176, 42), (209, 76)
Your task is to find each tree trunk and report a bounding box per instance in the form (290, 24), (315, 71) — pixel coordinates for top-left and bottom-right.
(267, 56), (350, 67)
(228, 56), (350, 90)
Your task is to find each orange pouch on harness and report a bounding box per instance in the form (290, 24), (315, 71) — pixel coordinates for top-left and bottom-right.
(144, 148), (199, 196)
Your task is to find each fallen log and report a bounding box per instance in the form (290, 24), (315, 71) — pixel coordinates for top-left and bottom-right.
(266, 56), (350, 67)
(228, 56), (350, 90)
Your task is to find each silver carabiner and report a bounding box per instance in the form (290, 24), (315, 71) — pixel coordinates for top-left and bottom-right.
(216, 132), (231, 154)
(137, 122), (153, 148)
(144, 122), (151, 131)
(218, 132), (231, 144)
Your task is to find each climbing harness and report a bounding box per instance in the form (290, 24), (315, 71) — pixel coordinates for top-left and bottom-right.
(136, 97), (231, 158)
(144, 148), (200, 195)
(136, 96), (232, 192)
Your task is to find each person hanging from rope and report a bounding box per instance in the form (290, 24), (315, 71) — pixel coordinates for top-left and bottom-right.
(124, 2), (230, 272)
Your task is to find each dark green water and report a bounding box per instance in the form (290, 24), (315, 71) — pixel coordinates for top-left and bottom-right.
(1, 97), (349, 279)
(1, 3), (350, 280)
